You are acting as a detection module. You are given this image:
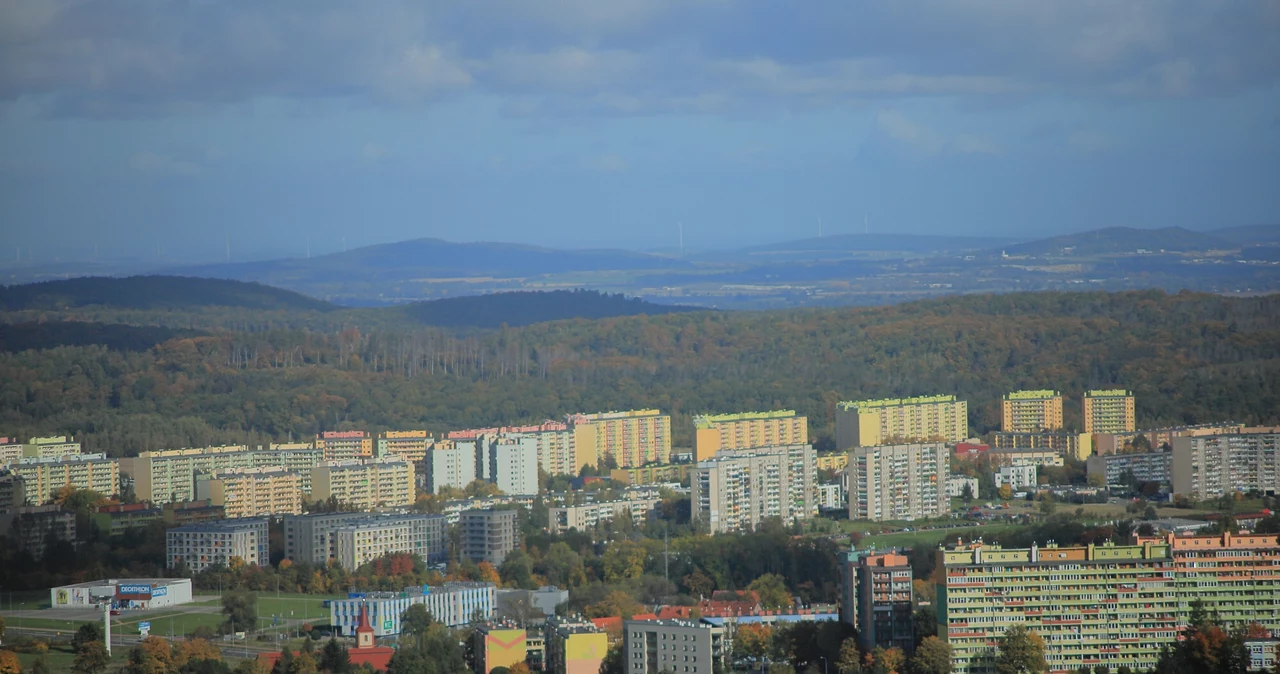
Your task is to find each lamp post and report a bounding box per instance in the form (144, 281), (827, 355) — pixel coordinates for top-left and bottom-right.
(819, 656), (829, 674)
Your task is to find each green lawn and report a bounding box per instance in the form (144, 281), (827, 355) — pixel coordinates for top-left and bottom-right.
(15, 646), (131, 672)
(860, 523), (1025, 550)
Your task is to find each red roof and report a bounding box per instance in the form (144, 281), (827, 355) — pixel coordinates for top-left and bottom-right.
(259, 648), (395, 672)
(591, 613), (658, 632)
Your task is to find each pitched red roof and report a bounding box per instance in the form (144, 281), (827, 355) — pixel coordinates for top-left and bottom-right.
(258, 647), (395, 672)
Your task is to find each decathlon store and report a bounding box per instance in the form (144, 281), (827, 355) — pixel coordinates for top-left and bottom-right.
(50, 578), (193, 610)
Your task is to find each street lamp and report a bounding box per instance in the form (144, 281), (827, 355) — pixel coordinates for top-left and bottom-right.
(818, 656), (829, 674)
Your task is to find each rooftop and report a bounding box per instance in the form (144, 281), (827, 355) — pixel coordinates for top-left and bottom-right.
(837, 395), (957, 410)
(693, 410), (798, 428)
(1086, 389), (1133, 397)
(1005, 390), (1060, 400)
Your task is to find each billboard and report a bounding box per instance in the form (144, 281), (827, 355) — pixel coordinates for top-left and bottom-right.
(116, 584), (152, 600)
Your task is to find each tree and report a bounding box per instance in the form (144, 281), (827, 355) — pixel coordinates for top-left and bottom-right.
(127, 636), (176, 674)
(836, 637), (862, 674)
(998, 484), (1013, 501)
(869, 647), (905, 674)
(73, 622), (104, 651)
(600, 644), (624, 674)
(0, 651), (21, 674)
(0, 615), (4, 644)
(682, 569), (715, 598)
(30, 653), (51, 674)
(320, 637), (352, 674)
(508, 663), (532, 674)
(1154, 599), (1248, 674)
(736, 624), (773, 662)
(400, 604), (433, 639)
(994, 626), (1047, 674)
(288, 652), (318, 674)
(912, 607), (937, 643)
(585, 590), (642, 619)
(477, 561), (502, 585)
(176, 638), (222, 666)
(602, 541), (647, 582)
(499, 550), (535, 589)
(73, 641), (111, 674)
(960, 483), (974, 504)
(749, 573), (793, 609)
(273, 648), (294, 674)
(907, 637), (951, 674)
(221, 590), (258, 634)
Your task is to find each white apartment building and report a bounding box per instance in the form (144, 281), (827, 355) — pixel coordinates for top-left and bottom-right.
(547, 498), (659, 535)
(166, 518), (268, 572)
(817, 483), (844, 510)
(311, 457), (415, 509)
(994, 463), (1038, 491)
(1172, 429), (1280, 500)
(283, 512), (372, 565)
(121, 445), (324, 504)
(426, 440), (479, 494)
(847, 443), (949, 522)
(11, 453), (119, 503)
(332, 513), (448, 570)
(946, 476), (980, 499)
(483, 435), (540, 496)
(691, 444), (816, 534)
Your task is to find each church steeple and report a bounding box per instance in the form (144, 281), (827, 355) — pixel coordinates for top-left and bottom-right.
(355, 602), (375, 650)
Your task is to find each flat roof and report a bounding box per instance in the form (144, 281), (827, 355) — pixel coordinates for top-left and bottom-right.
(54, 578), (190, 590)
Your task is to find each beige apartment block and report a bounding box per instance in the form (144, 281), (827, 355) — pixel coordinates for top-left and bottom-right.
(317, 431), (373, 461)
(1082, 389), (1136, 433)
(11, 453), (119, 503)
(1001, 390), (1064, 433)
(196, 467), (303, 518)
(693, 410), (808, 461)
(692, 444), (816, 534)
(836, 396), (968, 449)
(376, 430), (433, 462)
(847, 443), (949, 522)
(312, 457), (415, 509)
(567, 410), (671, 469)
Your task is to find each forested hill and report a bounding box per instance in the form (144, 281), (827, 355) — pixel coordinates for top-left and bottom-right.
(0, 322), (204, 353)
(0, 276), (336, 312)
(1002, 226), (1233, 256)
(389, 290), (703, 328)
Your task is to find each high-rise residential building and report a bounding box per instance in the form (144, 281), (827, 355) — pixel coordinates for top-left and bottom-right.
(545, 619), (609, 674)
(857, 552), (915, 654)
(121, 445), (324, 504)
(994, 463), (1037, 490)
(1172, 428), (1280, 499)
(0, 504), (77, 558)
(1001, 390), (1064, 433)
(1083, 389), (1136, 434)
(479, 435), (540, 496)
(692, 411), (808, 461)
(451, 422), (580, 476)
(548, 498), (660, 535)
(317, 430), (373, 461)
(938, 534), (1280, 674)
(460, 509), (518, 566)
(10, 453), (119, 503)
(0, 472), (26, 511)
(567, 410), (671, 469)
(194, 467), (303, 518)
(21, 436), (82, 461)
(332, 513), (449, 570)
(473, 625), (528, 674)
(426, 440), (479, 494)
(691, 444), (816, 534)
(623, 619), (725, 674)
(847, 443), (948, 522)
(989, 430), (1092, 460)
(311, 458), (415, 509)
(166, 518), (268, 572)
(1093, 423), (1242, 456)
(376, 430), (433, 462)
(0, 438), (21, 465)
(835, 396), (968, 449)
(283, 511), (373, 564)
(1086, 451), (1173, 487)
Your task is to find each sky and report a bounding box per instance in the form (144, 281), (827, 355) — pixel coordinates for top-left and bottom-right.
(1, 1), (1279, 262)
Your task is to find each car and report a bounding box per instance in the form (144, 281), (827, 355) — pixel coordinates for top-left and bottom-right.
(109, 610), (121, 616)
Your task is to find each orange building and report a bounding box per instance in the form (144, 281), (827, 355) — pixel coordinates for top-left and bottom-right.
(317, 431), (373, 461)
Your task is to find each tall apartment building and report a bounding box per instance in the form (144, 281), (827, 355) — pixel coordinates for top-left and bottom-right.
(857, 552), (915, 654)
(692, 411), (808, 461)
(332, 513), (449, 570)
(1086, 451), (1173, 487)
(1172, 428), (1280, 499)
(460, 509), (518, 566)
(1094, 423), (1241, 456)
(11, 453), (119, 503)
(0, 472), (26, 511)
(0, 504), (77, 558)
(284, 511), (372, 564)
(691, 444), (816, 534)
(623, 619), (724, 674)
(316, 431), (373, 461)
(166, 518), (269, 572)
(548, 498), (660, 535)
(835, 396), (968, 449)
(567, 410), (671, 469)
(847, 443), (948, 522)
(937, 534), (1280, 674)
(451, 422), (580, 476)
(0, 438), (20, 465)
(121, 445), (324, 504)
(376, 430), (433, 462)
(312, 458), (415, 509)
(1083, 389), (1136, 433)
(545, 619), (609, 674)
(21, 436), (82, 461)
(195, 467), (303, 518)
(479, 435), (540, 496)
(989, 431), (1092, 460)
(426, 440), (479, 494)
(1001, 390), (1064, 433)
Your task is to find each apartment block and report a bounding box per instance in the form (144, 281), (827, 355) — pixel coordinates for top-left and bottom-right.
(427, 440), (479, 494)
(0, 504), (77, 558)
(460, 509), (518, 566)
(946, 476), (979, 499)
(938, 533), (1280, 674)
(610, 464), (693, 486)
(623, 619), (724, 674)
(333, 513), (449, 570)
(92, 503), (163, 536)
(473, 625), (528, 674)
(1172, 429), (1280, 499)
(312, 458), (415, 509)
(989, 431), (1092, 461)
(1086, 451), (1173, 487)
(835, 395), (968, 449)
(121, 445), (324, 504)
(1083, 389), (1136, 434)
(816, 453), (849, 472)
(163, 499), (226, 526)
(22, 436), (82, 460)
(195, 467), (303, 518)
(11, 453), (119, 503)
(371, 430), (430, 462)
(847, 443), (948, 522)
(692, 410), (808, 462)
(567, 410), (671, 469)
(0, 472), (26, 512)
(317, 431), (373, 461)
(857, 552), (915, 654)
(166, 518), (269, 572)
(691, 444), (816, 534)
(994, 463), (1037, 490)
(284, 511), (372, 564)
(546, 619), (609, 674)
(1001, 390), (1064, 433)
(0, 438), (20, 465)
(481, 435), (540, 496)
(1093, 423), (1242, 456)
(548, 498), (659, 535)
(452, 422), (580, 476)
(989, 448), (1064, 468)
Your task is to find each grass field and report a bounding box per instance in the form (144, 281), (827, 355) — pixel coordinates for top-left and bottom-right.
(15, 646), (131, 671)
(860, 523), (1025, 549)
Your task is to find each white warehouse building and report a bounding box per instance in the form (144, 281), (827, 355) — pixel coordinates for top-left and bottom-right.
(51, 578), (193, 610)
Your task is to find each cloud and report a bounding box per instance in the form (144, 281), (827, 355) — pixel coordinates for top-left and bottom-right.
(580, 153), (629, 172)
(1, 1), (1277, 117)
(128, 152), (200, 175)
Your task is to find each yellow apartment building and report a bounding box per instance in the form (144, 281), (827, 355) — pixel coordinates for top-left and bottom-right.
(11, 453), (119, 503)
(1083, 389), (1136, 433)
(195, 467), (303, 518)
(311, 458), (415, 509)
(317, 431), (373, 461)
(376, 430), (433, 462)
(836, 395), (968, 449)
(1001, 390), (1064, 433)
(567, 410), (670, 469)
(693, 410), (808, 461)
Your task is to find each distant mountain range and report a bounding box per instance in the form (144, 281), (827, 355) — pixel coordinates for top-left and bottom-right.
(0, 275), (335, 312)
(694, 233), (1013, 263)
(1000, 226), (1253, 257)
(387, 289), (702, 328)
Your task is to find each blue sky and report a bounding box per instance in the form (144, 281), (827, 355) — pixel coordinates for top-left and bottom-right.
(1, 1), (1278, 262)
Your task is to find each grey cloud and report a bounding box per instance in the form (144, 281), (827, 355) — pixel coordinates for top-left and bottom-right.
(1, 0), (1277, 117)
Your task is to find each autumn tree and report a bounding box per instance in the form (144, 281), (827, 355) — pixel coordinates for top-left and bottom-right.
(907, 637), (951, 674)
(870, 646), (905, 674)
(736, 624), (774, 662)
(0, 651), (21, 674)
(748, 573), (793, 609)
(994, 626), (1047, 674)
(72, 640), (110, 674)
(836, 637), (862, 674)
(126, 636), (175, 674)
(602, 541), (647, 582)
